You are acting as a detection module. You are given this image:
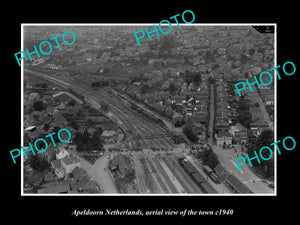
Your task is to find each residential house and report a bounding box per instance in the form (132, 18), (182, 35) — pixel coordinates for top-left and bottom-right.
(23, 114), (39, 128)
(101, 130), (117, 144)
(247, 130), (257, 145)
(215, 131), (232, 147)
(37, 183), (70, 194)
(262, 95), (274, 105)
(192, 112), (207, 125)
(51, 159), (65, 178)
(50, 115), (68, 129)
(70, 167), (101, 193)
(172, 95), (186, 105)
(28, 92), (40, 104)
(46, 106), (59, 116)
(57, 102), (66, 111)
(61, 155), (81, 174)
(229, 123), (248, 145)
(56, 148), (70, 160)
(250, 120), (269, 136)
(215, 118), (230, 132)
(82, 52), (97, 63)
(37, 143), (56, 164)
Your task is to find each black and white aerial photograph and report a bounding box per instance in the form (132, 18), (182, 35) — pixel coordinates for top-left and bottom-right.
(21, 25), (276, 195)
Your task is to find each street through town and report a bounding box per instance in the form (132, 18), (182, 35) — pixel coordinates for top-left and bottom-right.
(208, 83), (273, 193)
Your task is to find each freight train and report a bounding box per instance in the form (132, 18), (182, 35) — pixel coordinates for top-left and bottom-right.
(202, 165), (220, 184)
(178, 158), (218, 193)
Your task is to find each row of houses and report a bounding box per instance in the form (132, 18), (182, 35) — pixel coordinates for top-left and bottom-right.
(215, 80), (231, 132)
(37, 166), (101, 194)
(214, 76), (273, 147)
(23, 140), (101, 194)
(215, 123), (248, 147)
(214, 80), (258, 147)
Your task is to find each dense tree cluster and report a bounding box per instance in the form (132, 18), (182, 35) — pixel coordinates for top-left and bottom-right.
(182, 70), (202, 84)
(32, 100), (47, 112)
(28, 156), (49, 171)
(73, 129), (103, 152)
(183, 120), (198, 143)
(196, 147), (219, 170)
(247, 129), (274, 178)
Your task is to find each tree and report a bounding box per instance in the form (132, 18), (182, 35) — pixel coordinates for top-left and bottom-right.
(183, 70), (202, 84)
(63, 113), (73, 122)
(52, 126), (61, 143)
(67, 99), (76, 107)
(174, 117), (185, 127)
(197, 148), (219, 170)
(238, 111), (252, 129)
(29, 156), (49, 171)
(43, 123), (50, 132)
(168, 82), (177, 94)
(249, 48), (255, 56)
(73, 131), (95, 152)
(212, 63), (220, 70)
(24, 133), (32, 146)
(91, 128), (103, 150)
(140, 84), (150, 95)
(247, 129), (274, 178)
(237, 100), (252, 129)
(183, 121), (198, 143)
(32, 100), (46, 111)
(35, 83), (48, 89)
(239, 53), (250, 65)
(159, 35), (177, 54)
(204, 50), (215, 62)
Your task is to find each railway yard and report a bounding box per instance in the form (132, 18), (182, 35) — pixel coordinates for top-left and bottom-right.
(110, 151), (223, 194)
(24, 67), (273, 194)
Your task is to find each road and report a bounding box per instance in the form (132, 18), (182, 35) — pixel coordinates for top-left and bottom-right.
(70, 150), (119, 193)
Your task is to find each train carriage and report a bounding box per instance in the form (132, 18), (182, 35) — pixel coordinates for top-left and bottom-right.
(181, 161), (197, 175)
(190, 172), (206, 184)
(199, 181), (218, 194)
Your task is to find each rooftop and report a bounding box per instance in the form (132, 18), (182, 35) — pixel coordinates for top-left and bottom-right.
(51, 159), (62, 169)
(224, 174), (252, 193)
(61, 155), (80, 166)
(230, 123), (247, 132)
(37, 183), (70, 194)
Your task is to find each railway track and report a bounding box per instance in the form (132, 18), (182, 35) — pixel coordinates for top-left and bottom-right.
(152, 156), (178, 193)
(25, 68), (174, 149)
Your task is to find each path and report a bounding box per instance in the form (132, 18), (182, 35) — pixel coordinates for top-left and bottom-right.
(72, 150), (119, 193)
